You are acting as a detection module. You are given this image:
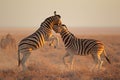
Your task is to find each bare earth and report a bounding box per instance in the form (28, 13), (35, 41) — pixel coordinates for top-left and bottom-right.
(0, 30), (120, 80)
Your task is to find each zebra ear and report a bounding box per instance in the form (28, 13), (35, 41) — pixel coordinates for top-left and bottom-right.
(54, 11), (56, 16)
(61, 24), (66, 26)
(62, 24), (68, 30)
(54, 11), (61, 18)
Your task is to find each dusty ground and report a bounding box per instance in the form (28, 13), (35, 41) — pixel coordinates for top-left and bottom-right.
(0, 33), (120, 80)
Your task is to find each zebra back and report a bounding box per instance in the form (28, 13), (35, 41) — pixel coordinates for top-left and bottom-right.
(53, 24), (104, 55)
(18, 12), (62, 52)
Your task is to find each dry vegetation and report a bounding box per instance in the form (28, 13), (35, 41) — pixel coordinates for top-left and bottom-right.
(0, 33), (120, 80)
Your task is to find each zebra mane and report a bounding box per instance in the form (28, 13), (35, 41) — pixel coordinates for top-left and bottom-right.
(61, 24), (67, 30)
(61, 24), (75, 38)
(69, 31), (75, 38)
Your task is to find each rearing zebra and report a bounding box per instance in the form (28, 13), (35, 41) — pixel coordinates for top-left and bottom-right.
(53, 24), (111, 71)
(18, 11), (62, 71)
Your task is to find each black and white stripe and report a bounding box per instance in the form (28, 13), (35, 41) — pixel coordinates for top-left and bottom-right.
(53, 24), (111, 70)
(18, 11), (62, 71)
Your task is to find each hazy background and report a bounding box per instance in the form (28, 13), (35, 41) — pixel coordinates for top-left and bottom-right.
(0, 0), (120, 34)
(0, 1), (120, 79)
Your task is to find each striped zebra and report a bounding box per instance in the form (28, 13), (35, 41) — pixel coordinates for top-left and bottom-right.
(53, 24), (111, 71)
(18, 11), (62, 71)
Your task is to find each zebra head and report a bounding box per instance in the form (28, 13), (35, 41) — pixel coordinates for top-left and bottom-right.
(42, 11), (62, 30)
(53, 24), (68, 33)
(52, 11), (62, 26)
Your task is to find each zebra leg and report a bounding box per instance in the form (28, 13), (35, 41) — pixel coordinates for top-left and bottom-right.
(69, 53), (74, 70)
(91, 54), (99, 72)
(49, 35), (59, 48)
(97, 55), (103, 70)
(54, 36), (59, 48)
(91, 53), (104, 72)
(49, 36), (54, 46)
(62, 52), (69, 67)
(49, 40), (55, 47)
(21, 52), (31, 71)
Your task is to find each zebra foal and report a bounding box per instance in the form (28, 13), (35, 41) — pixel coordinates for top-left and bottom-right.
(53, 24), (111, 71)
(18, 11), (62, 71)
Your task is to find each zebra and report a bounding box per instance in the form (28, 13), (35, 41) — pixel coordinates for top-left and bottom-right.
(0, 34), (16, 50)
(18, 11), (62, 71)
(53, 24), (111, 71)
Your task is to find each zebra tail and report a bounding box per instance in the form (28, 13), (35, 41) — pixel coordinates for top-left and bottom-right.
(18, 50), (21, 67)
(104, 50), (111, 64)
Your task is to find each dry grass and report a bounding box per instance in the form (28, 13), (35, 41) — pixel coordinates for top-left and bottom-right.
(0, 34), (120, 80)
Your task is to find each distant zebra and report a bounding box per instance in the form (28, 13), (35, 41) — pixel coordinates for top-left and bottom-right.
(0, 34), (16, 49)
(18, 11), (62, 71)
(53, 24), (111, 71)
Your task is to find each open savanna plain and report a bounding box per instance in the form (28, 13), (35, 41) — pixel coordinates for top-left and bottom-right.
(0, 31), (120, 80)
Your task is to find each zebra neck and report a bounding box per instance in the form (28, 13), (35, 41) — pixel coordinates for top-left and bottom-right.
(60, 30), (72, 37)
(38, 27), (52, 41)
(60, 30), (72, 43)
